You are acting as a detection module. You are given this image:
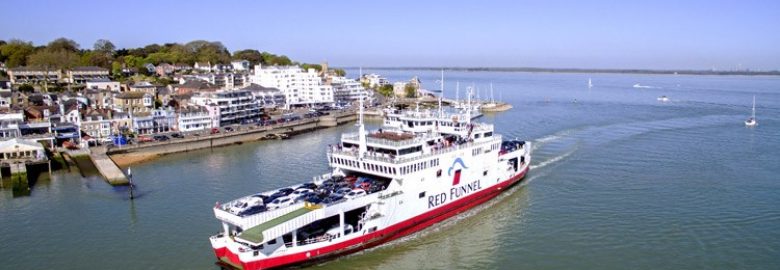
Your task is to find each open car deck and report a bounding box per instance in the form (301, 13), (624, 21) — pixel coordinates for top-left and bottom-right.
(237, 207), (313, 244)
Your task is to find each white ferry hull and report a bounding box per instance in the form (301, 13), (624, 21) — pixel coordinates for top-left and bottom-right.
(212, 165), (529, 269)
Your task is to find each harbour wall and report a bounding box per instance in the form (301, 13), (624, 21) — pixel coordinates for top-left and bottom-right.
(106, 112), (358, 167)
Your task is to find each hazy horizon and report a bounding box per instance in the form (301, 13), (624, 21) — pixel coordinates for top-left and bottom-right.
(1, 0), (778, 71)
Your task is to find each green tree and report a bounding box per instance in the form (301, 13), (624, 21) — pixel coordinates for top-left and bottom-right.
(334, 68), (346, 77)
(46, 37), (80, 53)
(232, 49), (263, 65)
(377, 84), (394, 97)
(94, 39), (115, 54)
(404, 83), (417, 98)
(111, 61), (123, 76)
(0, 39), (35, 67)
(18, 84), (35, 92)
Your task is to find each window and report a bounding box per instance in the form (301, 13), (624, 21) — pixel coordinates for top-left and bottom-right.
(419, 192), (426, 198)
(483, 170), (488, 176)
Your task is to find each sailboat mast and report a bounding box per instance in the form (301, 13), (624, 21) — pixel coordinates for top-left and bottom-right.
(439, 69), (444, 117)
(752, 95), (756, 118)
(490, 83), (495, 103)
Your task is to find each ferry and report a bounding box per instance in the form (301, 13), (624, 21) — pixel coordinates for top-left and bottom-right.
(209, 100), (531, 269)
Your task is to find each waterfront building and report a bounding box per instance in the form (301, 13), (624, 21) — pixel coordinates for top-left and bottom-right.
(0, 138), (45, 162)
(0, 111), (24, 139)
(113, 91), (153, 114)
(191, 89), (262, 127)
(180, 73), (249, 90)
(242, 84), (286, 109)
(80, 109), (112, 141)
(361, 73), (389, 88)
(250, 64), (334, 108)
(131, 113), (154, 134)
(176, 105), (212, 132)
(7, 67), (62, 84)
(86, 78), (120, 91)
(330, 76), (368, 104)
(66, 66), (109, 84)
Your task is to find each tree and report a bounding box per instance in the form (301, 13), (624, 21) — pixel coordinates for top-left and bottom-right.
(18, 84), (35, 93)
(0, 39), (35, 67)
(232, 49), (263, 65)
(334, 68), (346, 77)
(46, 37), (80, 53)
(111, 61), (123, 76)
(94, 39), (115, 56)
(404, 83), (417, 98)
(377, 84), (394, 97)
(28, 49), (79, 70)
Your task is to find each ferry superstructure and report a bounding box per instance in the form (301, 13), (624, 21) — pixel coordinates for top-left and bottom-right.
(210, 101), (531, 269)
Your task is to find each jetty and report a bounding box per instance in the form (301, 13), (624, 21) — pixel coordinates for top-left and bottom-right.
(90, 152), (129, 185)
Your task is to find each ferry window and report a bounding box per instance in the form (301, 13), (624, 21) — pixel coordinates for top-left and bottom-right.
(368, 227), (377, 233)
(268, 239), (277, 245)
(483, 170), (488, 176)
(485, 132), (493, 137)
(475, 133), (481, 139)
(437, 169), (442, 177)
(419, 192), (426, 198)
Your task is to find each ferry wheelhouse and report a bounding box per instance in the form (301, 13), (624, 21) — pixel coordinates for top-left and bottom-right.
(210, 102), (531, 269)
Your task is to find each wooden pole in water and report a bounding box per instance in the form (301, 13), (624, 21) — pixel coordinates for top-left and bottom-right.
(128, 167), (134, 200)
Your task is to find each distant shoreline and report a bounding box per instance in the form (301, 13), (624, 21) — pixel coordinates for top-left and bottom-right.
(342, 67), (780, 76)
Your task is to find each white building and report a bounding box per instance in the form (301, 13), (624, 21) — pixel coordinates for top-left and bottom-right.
(176, 106), (213, 132)
(361, 73), (389, 88)
(231, 60), (250, 71)
(180, 73), (250, 90)
(0, 112), (24, 139)
(242, 84), (286, 109)
(86, 78), (120, 91)
(330, 76), (368, 104)
(191, 89), (262, 127)
(0, 138), (46, 162)
(250, 64), (334, 108)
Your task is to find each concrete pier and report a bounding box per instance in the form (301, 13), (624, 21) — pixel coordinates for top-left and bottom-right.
(90, 153), (129, 185)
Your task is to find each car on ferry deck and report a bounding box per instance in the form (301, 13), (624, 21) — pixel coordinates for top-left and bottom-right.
(344, 189), (367, 200)
(266, 196), (295, 210)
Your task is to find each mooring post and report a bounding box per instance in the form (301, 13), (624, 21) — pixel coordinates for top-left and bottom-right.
(128, 167), (134, 200)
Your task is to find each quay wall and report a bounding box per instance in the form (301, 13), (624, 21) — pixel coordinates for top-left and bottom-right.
(107, 112), (357, 167)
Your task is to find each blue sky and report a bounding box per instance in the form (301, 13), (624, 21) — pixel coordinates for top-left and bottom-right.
(1, 0), (778, 70)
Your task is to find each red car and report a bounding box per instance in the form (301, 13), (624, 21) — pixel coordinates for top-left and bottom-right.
(211, 128), (220, 134)
(137, 135), (154, 143)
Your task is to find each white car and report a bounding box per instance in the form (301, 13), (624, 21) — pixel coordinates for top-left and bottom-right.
(266, 196), (295, 210)
(334, 187), (352, 196)
(344, 189), (366, 200)
(228, 196), (264, 214)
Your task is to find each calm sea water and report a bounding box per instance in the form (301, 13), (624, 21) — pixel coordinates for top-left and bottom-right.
(2, 70), (779, 269)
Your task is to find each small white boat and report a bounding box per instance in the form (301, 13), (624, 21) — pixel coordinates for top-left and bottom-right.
(634, 83), (652, 89)
(657, 95), (670, 102)
(745, 95), (757, 127)
(588, 78), (593, 89)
